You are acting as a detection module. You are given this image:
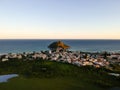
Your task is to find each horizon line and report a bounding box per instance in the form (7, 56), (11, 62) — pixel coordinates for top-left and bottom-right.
(0, 38), (120, 40)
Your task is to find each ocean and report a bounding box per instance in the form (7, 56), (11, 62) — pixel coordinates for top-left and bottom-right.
(0, 39), (120, 54)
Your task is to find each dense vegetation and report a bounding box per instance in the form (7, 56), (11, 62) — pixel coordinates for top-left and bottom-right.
(0, 59), (120, 90)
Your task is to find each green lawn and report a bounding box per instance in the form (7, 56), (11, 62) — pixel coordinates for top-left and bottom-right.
(0, 77), (108, 90)
(0, 59), (120, 90)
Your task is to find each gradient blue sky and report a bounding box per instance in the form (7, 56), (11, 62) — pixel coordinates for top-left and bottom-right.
(0, 0), (120, 39)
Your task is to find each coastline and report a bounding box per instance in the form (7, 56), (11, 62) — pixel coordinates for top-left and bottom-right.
(0, 50), (120, 68)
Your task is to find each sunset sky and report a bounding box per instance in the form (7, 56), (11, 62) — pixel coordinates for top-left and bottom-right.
(0, 0), (120, 39)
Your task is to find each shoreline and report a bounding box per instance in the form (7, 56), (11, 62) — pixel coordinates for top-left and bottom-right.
(0, 50), (120, 55)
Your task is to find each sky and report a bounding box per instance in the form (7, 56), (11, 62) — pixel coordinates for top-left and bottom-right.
(0, 0), (120, 39)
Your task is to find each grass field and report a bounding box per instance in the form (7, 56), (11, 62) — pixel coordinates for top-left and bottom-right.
(0, 77), (110, 90)
(0, 59), (120, 90)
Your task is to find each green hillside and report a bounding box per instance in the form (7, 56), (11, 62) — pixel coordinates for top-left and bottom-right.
(0, 59), (120, 90)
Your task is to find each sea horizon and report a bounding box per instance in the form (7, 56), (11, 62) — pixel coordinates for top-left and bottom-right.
(0, 39), (120, 40)
(0, 39), (120, 54)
